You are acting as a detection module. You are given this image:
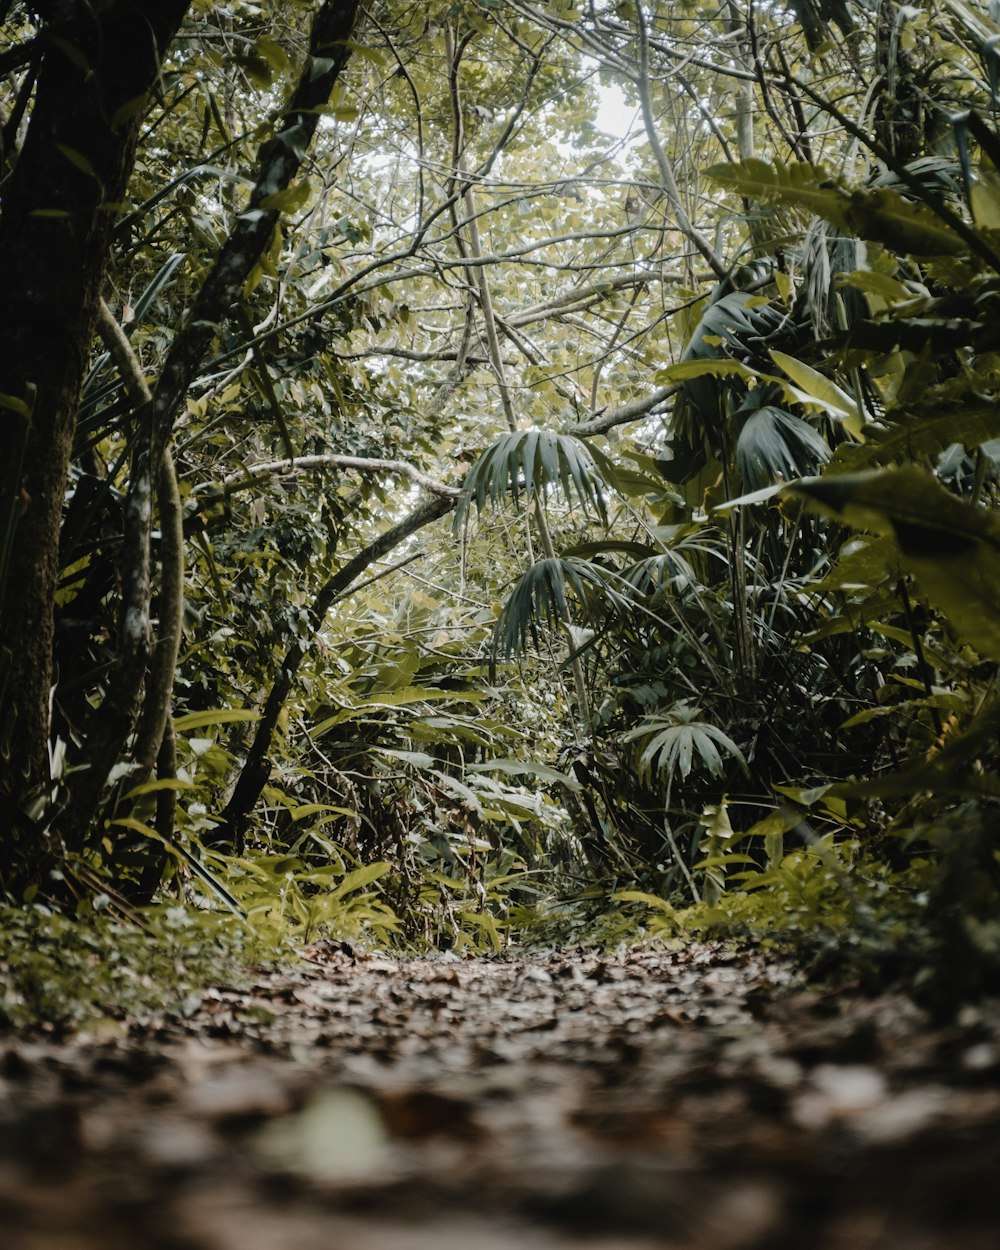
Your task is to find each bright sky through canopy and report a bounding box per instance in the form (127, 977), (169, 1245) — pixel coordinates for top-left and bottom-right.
(595, 81), (637, 140)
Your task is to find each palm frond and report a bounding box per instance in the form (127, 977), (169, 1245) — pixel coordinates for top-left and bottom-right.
(667, 289), (807, 483)
(619, 552), (695, 595)
(623, 702), (749, 788)
(800, 217), (868, 338)
(455, 429), (613, 533)
(492, 557), (614, 659)
(735, 404), (831, 489)
(684, 290), (792, 369)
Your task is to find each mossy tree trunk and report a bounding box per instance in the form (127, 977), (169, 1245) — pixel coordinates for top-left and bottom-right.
(0, 2), (191, 879)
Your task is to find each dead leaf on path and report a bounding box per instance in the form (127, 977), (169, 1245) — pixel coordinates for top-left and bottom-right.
(5, 946), (1000, 1250)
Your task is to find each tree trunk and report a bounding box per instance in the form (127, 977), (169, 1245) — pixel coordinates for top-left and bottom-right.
(64, 0), (365, 851)
(0, 2), (191, 838)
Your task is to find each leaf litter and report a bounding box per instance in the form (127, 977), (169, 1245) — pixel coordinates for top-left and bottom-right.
(2, 942), (1000, 1249)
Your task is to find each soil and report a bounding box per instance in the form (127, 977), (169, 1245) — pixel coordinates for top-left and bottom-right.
(2, 942), (1000, 1249)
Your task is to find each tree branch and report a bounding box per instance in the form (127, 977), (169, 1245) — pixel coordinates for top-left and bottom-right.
(69, 0), (364, 836)
(209, 491), (458, 851)
(147, 0), (365, 468)
(198, 454), (461, 499)
(95, 299), (184, 779)
(571, 383), (680, 437)
(67, 301), (186, 848)
(446, 22), (519, 433)
(634, 1), (727, 282)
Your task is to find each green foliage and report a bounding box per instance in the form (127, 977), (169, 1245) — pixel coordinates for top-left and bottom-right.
(0, 904), (286, 1032)
(788, 467), (1000, 660)
(456, 429), (614, 530)
(624, 704), (748, 790)
(224, 852), (400, 944)
(9, 0), (1000, 1017)
(707, 159), (968, 257)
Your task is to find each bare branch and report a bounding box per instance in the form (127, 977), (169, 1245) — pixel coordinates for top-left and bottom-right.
(209, 490), (459, 852)
(200, 454), (461, 499)
(446, 22), (518, 432)
(571, 384), (679, 437)
(634, 1), (727, 282)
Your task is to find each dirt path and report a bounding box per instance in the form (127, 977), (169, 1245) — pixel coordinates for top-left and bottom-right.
(3, 943), (1000, 1249)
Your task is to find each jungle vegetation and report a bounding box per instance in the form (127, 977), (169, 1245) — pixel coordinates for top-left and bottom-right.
(3, 0), (1000, 1012)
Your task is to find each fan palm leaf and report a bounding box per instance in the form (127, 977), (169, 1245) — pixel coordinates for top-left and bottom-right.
(456, 428), (614, 533)
(735, 404), (831, 489)
(493, 556), (615, 659)
(623, 702), (749, 788)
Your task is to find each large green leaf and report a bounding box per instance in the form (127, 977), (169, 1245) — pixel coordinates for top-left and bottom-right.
(312, 686), (479, 737)
(768, 350), (863, 437)
(787, 467), (1000, 659)
(708, 160), (967, 257)
(620, 551), (694, 594)
(655, 358), (759, 385)
(665, 289), (806, 481)
(466, 758), (582, 792)
(173, 708), (261, 732)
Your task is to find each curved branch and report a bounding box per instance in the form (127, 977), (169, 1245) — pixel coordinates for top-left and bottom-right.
(198, 454), (461, 499)
(571, 383), (680, 437)
(208, 491), (458, 851)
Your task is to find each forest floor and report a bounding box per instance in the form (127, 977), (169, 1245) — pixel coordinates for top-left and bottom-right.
(3, 942), (1000, 1250)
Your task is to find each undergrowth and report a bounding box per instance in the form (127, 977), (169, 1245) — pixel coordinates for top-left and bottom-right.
(0, 903), (290, 1033)
(5, 822), (996, 1032)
